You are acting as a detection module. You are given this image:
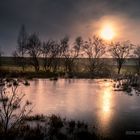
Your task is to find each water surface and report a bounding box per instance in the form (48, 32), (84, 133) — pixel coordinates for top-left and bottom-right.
(20, 79), (140, 138)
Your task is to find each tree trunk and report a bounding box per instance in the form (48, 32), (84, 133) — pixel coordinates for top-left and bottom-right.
(118, 65), (121, 74)
(32, 57), (40, 72)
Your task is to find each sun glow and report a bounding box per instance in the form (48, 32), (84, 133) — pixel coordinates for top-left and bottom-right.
(100, 24), (115, 40)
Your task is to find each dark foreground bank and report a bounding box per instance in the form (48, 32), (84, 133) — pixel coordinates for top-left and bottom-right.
(0, 114), (139, 140)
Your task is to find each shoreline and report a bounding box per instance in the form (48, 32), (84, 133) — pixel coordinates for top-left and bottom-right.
(0, 70), (112, 79)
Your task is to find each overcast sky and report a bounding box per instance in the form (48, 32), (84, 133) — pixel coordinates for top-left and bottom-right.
(0, 0), (140, 56)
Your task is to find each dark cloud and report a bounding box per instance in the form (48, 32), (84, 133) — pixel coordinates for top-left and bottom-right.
(0, 0), (140, 55)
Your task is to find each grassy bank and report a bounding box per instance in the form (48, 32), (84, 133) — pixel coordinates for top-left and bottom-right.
(0, 114), (112, 140)
(0, 57), (138, 79)
(0, 65), (137, 79)
(0, 114), (137, 140)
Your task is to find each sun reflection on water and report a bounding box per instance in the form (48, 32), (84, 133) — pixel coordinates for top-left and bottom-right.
(98, 82), (114, 133)
(103, 86), (112, 112)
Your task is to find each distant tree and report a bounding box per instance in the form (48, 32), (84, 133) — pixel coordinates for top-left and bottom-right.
(26, 33), (41, 72)
(42, 40), (51, 72)
(59, 36), (69, 72)
(74, 36), (83, 52)
(83, 36), (106, 76)
(42, 40), (58, 72)
(0, 79), (32, 137)
(13, 25), (28, 71)
(49, 41), (61, 73)
(62, 36), (83, 74)
(109, 41), (133, 74)
(133, 45), (140, 74)
(59, 36), (69, 56)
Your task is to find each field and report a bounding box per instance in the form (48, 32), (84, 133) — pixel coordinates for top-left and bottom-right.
(0, 57), (138, 78)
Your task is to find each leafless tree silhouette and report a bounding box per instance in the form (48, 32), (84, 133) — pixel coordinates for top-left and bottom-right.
(133, 45), (140, 74)
(83, 36), (106, 76)
(26, 33), (41, 72)
(13, 25), (28, 71)
(109, 41), (133, 74)
(42, 40), (55, 72)
(62, 36), (83, 74)
(0, 79), (32, 136)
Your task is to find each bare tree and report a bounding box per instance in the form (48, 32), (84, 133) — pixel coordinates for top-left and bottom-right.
(0, 79), (32, 136)
(83, 36), (106, 76)
(42, 36), (82, 76)
(13, 25), (28, 71)
(42, 40), (60, 72)
(26, 33), (41, 72)
(60, 36), (69, 72)
(62, 36), (83, 74)
(59, 36), (69, 56)
(133, 45), (140, 74)
(109, 41), (133, 74)
(48, 41), (61, 73)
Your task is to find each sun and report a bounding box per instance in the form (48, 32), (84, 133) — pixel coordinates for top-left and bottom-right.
(100, 24), (115, 41)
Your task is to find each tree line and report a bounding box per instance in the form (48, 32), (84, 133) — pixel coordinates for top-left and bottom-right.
(1, 25), (140, 76)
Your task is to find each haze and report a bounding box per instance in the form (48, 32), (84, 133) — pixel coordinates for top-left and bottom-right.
(0, 0), (140, 55)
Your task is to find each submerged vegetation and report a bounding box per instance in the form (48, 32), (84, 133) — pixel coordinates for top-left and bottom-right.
(113, 74), (140, 96)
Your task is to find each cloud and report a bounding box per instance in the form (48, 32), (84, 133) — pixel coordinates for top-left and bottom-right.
(0, 0), (140, 55)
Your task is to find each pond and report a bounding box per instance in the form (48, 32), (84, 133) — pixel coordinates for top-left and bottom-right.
(20, 79), (140, 138)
